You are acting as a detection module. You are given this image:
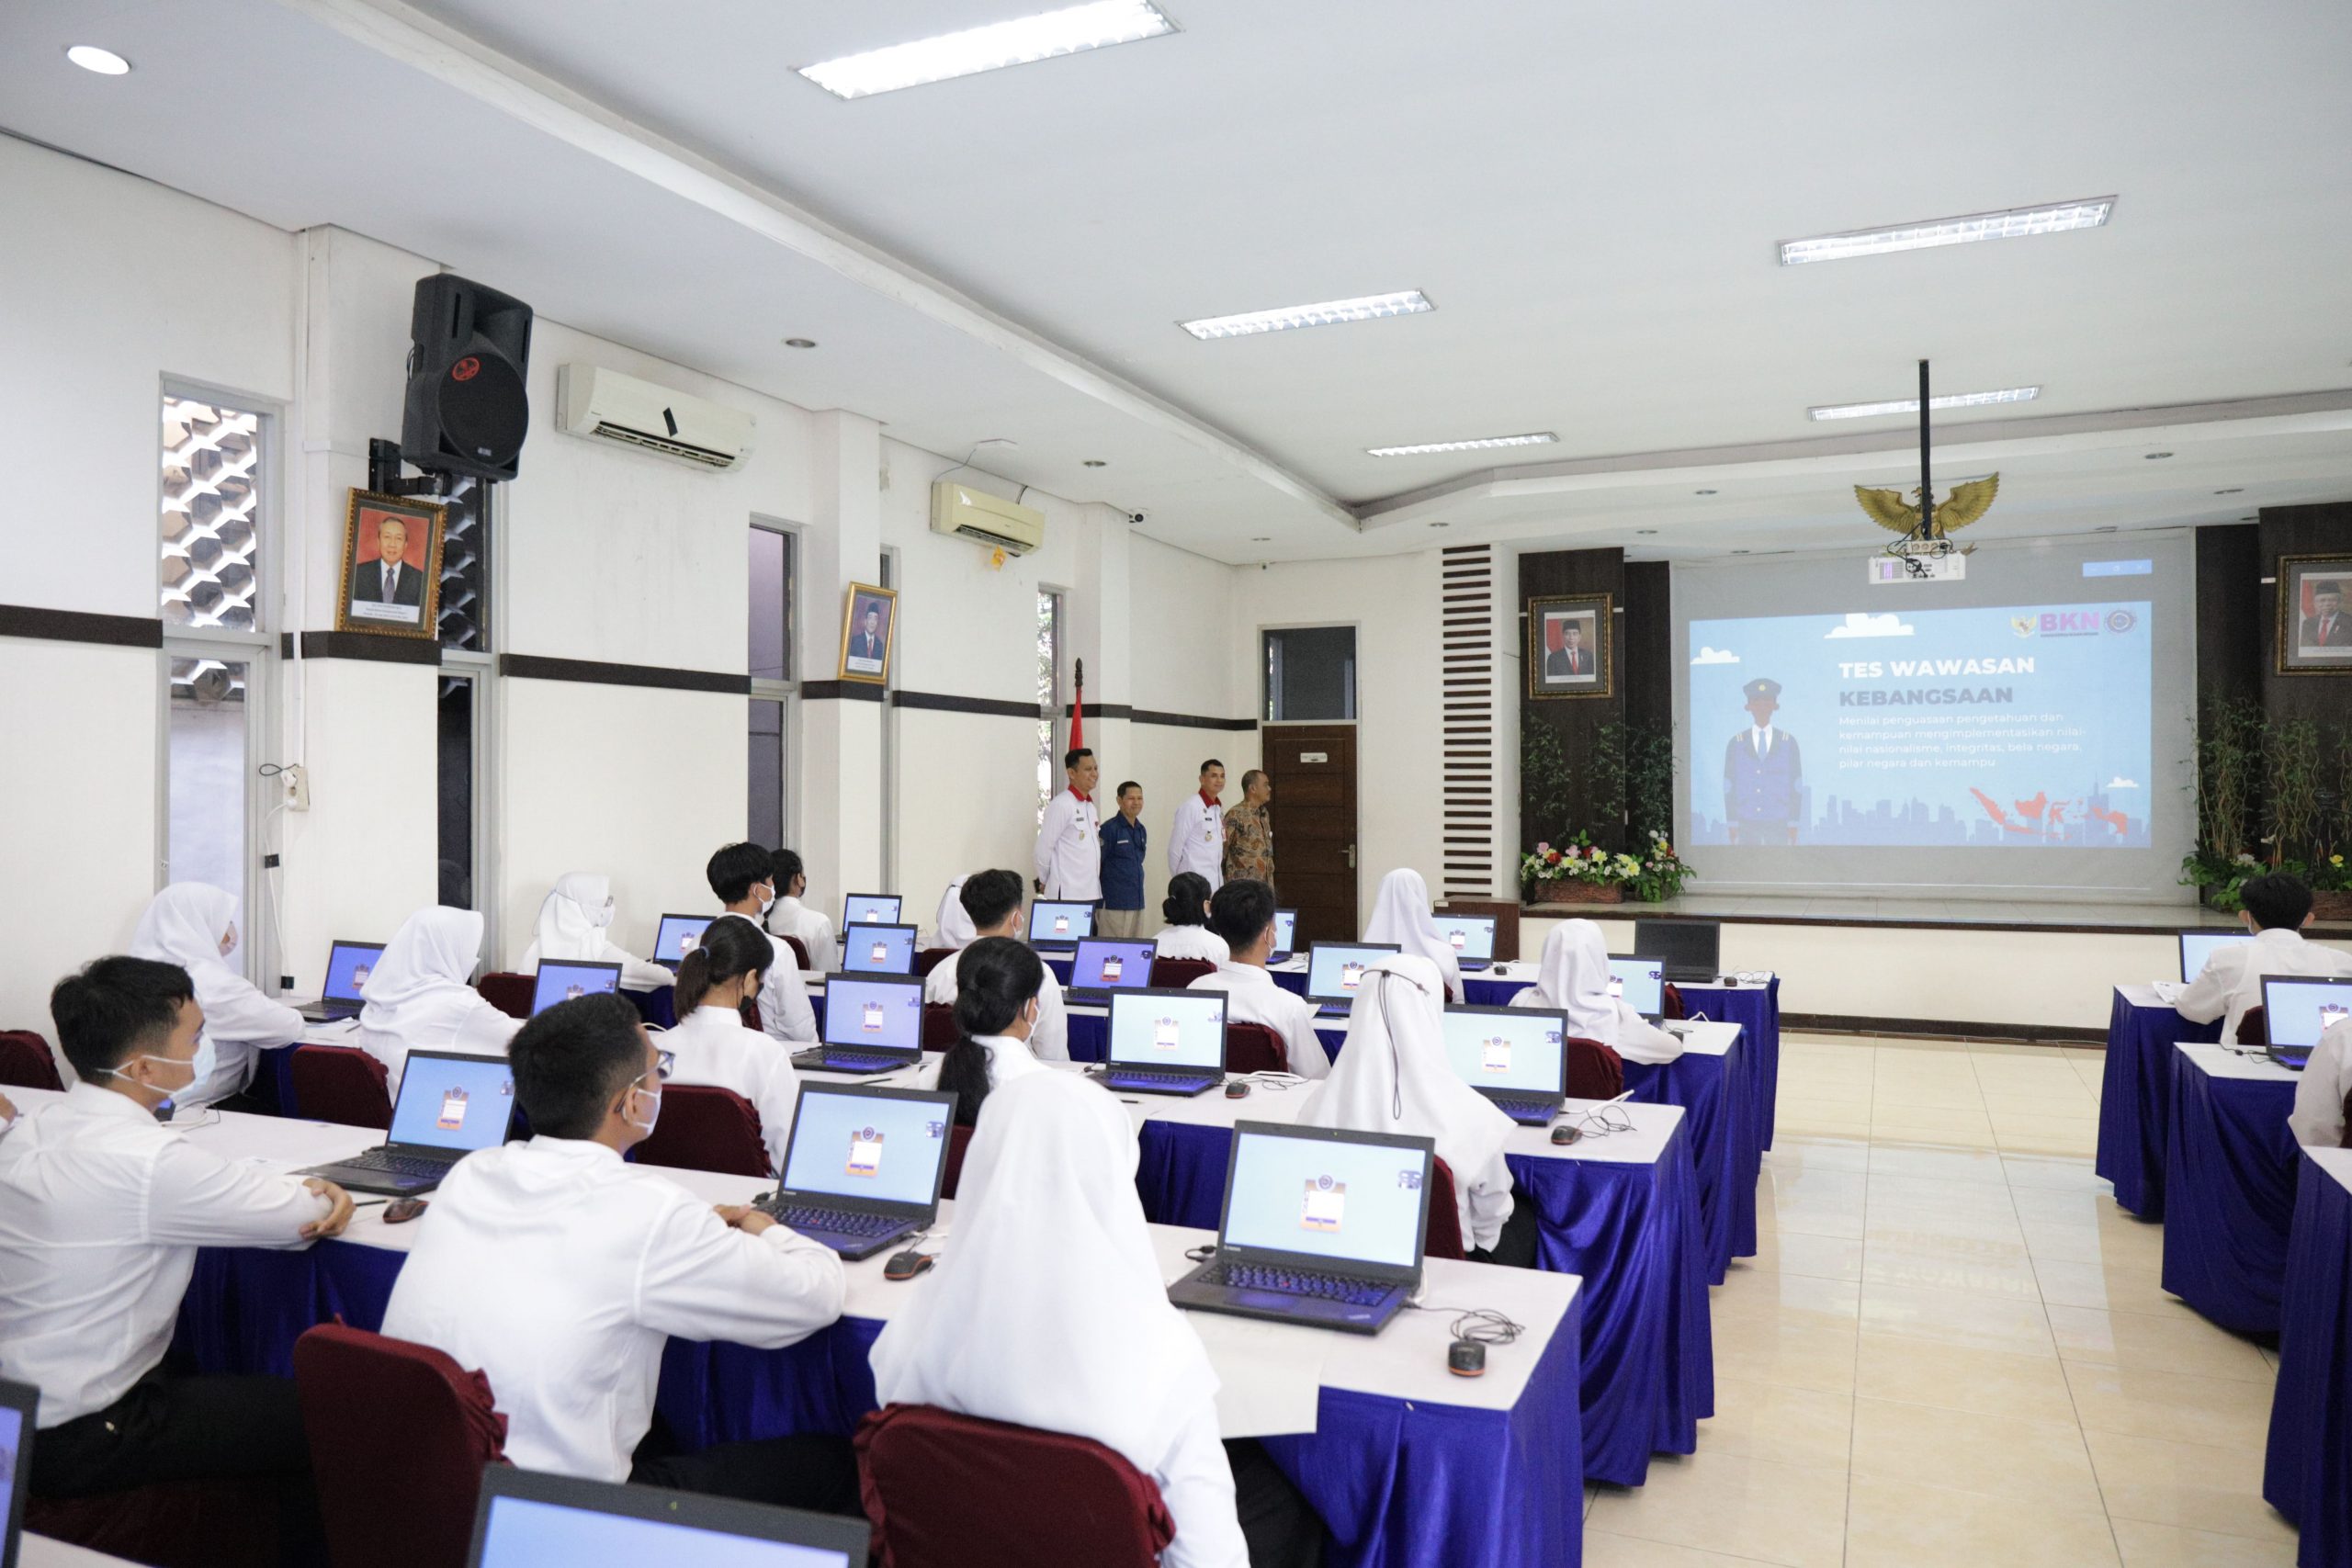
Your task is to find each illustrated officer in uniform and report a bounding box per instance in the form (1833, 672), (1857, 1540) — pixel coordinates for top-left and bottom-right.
(1724, 676), (1802, 843)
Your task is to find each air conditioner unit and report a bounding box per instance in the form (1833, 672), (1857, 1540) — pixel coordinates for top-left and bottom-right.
(554, 364), (753, 469)
(931, 480), (1045, 556)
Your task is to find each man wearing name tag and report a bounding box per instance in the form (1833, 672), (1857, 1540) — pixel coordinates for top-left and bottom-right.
(1097, 783), (1150, 940)
(1034, 748), (1103, 903)
(1170, 759), (1226, 893)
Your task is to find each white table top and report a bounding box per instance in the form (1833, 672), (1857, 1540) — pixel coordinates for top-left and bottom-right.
(2175, 1040), (2300, 1083)
(2117, 982), (2172, 1009)
(21, 1535), (142, 1568)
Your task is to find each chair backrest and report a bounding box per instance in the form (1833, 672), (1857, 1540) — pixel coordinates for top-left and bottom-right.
(631, 1084), (771, 1177)
(780, 933), (812, 971)
(855, 1404), (1174, 1568)
(1660, 982), (1687, 1021)
(740, 998), (763, 1032)
(914, 946), (957, 977)
(1225, 1021), (1287, 1076)
(288, 1044), (393, 1130)
(1148, 957), (1216, 989)
(939, 1122), (977, 1199)
(1425, 1156), (1466, 1261)
(921, 1003), (963, 1051)
(477, 973), (534, 1021)
(1562, 1035), (1625, 1100)
(0, 1029), (64, 1091)
(2238, 1005), (2269, 1046)
(292, 1323), (508, 1568)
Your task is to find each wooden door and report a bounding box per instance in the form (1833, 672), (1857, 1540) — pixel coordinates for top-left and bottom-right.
(1261, 725), (1359, 945)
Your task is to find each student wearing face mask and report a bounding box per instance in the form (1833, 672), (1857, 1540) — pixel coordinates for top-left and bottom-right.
(380, 993), (853, 1505)
(519, 872), (674, 992)
(920, 939), (1122, 1143)
(662, 919), (801, 1172)
(127, 883), (303, 1108)
(704, 841), (818, 1044)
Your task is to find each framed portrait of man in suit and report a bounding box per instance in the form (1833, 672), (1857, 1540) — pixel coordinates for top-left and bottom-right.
(2278, 556), (2352, 674)
(1527, 593), (1612, 700)
(334, 490), (446, 639)
(838, 581), (898, 685)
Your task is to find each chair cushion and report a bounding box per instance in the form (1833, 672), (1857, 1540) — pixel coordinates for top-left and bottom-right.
(0, 1030), (64, 1092)
(631, 1083), (771, 1177)
(1425, 1156), (1467, 1261)
(288, 1043), (393, 1130)
(1562, 1035), (1625, 1100)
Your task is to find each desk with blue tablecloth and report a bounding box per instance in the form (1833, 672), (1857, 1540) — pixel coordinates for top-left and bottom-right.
(2159, 1041), (2301, 1336)
(2096, 984), (2222, 1219)
(2264, 1145), (2352, 1568)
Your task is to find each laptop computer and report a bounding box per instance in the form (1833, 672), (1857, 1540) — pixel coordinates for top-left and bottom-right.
(468, 1465), (868, 1568)
(843, 893), (902, 928)
(1098, 987), (1227, 1096)
(1069, 937), (1158, 999)
(297, 940), (387, 1023)
(652, 913), (716, 970)
(754, 1083), (957, 1259)
(1167, 1121), (1435, 1336)
(1270, 908), (1298, 964)
(1304, 942), (1402, 1017)
(2178, 930), (2255, 983)
(1027, 899), (1096, 953)
(296, 1050), (519, 1196)
(529, 960), (621, 1015)
(841, 922), (918, 975)
(2261, 976), (2352, 1071)
(1, 1376), (32, 1568)
(1607, 955), (1667, 1021)
(792, 973), (925, 1075)
(1634, 919), (1720, 984)
(1430, 913), (1498, 973)
(1441, 1004), (1568, 1124)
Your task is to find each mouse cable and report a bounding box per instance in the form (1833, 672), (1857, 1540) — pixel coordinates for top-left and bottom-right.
(1404, 1302), (1524, 1346)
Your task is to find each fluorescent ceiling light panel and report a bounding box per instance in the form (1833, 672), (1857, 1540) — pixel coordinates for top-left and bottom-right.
(66, 44), (131, 74)
(1367, 432), (1557, 457)
(798, 0), (1175, 98)
(1181, 290), (1432, 341)
(1780, 198), (2115, 265)
(1809, 386), (2041, 422)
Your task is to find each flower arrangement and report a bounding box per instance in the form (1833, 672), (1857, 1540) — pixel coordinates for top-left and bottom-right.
(1522, 831), (1694, 904)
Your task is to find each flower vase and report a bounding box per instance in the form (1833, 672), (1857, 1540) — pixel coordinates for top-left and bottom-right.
(1528, 880), (1623, 906)
(2314, 890), (2352, 923)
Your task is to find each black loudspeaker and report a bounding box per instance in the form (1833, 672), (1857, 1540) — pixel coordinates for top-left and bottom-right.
(401, 274), (533, 480)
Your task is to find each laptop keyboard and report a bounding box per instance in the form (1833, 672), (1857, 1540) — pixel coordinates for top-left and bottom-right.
(1491, 1094), (1555, 1118)
(795, 1050), (903, 1071)
(1205, 1261), (1392, 1307)
(1104, 1069), (1213, 1088)
(756, 1202), (902, 1236)
(335, 1150), (451, 1178)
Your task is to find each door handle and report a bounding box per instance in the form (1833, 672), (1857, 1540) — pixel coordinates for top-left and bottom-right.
(1345, 844), (1356, 870)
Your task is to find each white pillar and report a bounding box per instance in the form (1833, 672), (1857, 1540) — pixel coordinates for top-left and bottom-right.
(797, 409), (887, 904)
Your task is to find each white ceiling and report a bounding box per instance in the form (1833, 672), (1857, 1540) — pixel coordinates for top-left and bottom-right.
(5, 0), (2351, 563)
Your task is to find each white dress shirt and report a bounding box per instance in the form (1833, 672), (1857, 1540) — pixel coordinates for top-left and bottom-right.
(2175, 927), (2352, 1044)
(1168, 795), (1225, 888)
(0, 1085), (330, 1426)
(925, 952), (1070, 1063)
(712, 912), (818, 1045)
(1152, 927), (1231, 965)
(1188, 962), (1329, 1078)
(912, 1034), (1052, 1097)
(767, 897), (839, 976)
(1034, 790), (1103, 901)
(1749, 725), (1777, 758)
(379, 1136), (844, 1481)
(661, 1006), (803, 1173)
(2291, 1017), (2352, 1148)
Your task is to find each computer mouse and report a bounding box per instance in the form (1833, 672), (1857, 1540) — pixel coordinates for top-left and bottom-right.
(1225, 1080), (1251, 1099)
(1549, 1124), (1581, 1145)
(1446, 1339), (1487, 1377)
(384, 1198), (429, 1224)
(883, 1249), (935, 1282)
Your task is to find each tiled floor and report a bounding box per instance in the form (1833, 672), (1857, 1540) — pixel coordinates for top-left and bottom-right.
(1582, 1033), (2300, 1567)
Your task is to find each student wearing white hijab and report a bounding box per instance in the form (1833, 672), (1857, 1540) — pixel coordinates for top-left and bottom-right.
(1152, 874), (1231, 964)
(931, 874), (977, 950)
(1295, 953), (1532, 1265)
(518, 872), (673, 992)
(356, 907), (521, 1096)
(1361, 869), (1464, 1004)
(661, 919), (801, 1173)
(869, 1070), (1323, 1568)
(128, 883), (301, 1107)
(923, 872), (1069, 1063)
(1508, 920), (1683, 1065)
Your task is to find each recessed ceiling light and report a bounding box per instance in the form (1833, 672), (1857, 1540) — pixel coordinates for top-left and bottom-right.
(2214, 487), (2243, 494)
(1809, 386), (2040, 421)
(1366, 431), (1555, 457)
(1779, 197), (2115, 265)
(2145, 451), (2173, 459)
(1250, 536), (1271, 542)
(1428, 521), (1451, 529)
(1695, 489), (1718, 496)
(66, 44), (130, 75)
(1079, 459), (1106, 468)
(1181, 289), (1432, 341)
(798, 0), (1174, 98)
(783, 337), (817, 349)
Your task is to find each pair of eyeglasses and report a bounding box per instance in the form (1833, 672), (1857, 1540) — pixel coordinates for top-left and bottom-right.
(654, 1049), (676, 1081)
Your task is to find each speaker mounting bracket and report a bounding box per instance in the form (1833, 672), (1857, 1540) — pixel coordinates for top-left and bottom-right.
(368, 437), (459, 500)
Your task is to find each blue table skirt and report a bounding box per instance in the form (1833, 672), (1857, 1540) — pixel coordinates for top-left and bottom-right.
(2160, 1052), (2301, 1336)
(2098, 993), (2220, 1219)
(1671, 981), (1780, 1152)
(1625, 1048), (1754, 1285)
(2264, 1163), (2352, 1567)
(174, 1241), (1583, 1568)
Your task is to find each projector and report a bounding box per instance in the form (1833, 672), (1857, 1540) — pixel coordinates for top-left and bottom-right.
(1867, 550), (1966, 583)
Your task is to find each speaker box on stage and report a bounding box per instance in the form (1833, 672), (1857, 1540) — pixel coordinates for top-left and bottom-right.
(401, 274), (533, 481)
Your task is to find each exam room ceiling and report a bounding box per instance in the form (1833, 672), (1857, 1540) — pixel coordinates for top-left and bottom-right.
(6, 0), (2351, 563)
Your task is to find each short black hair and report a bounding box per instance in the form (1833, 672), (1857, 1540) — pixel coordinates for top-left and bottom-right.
(508, 993), (648, 1140)
(50, 956), (194, 1080)
(2240, 873), (2313, 931)
(1200, 759), (1223, 775)
(1162, 872), (1213, 927)
(960, 869), (1026, 932)
(1115, 780), (1140, 799)
(1064, 747), (1093, 771)
(1206, 878), (1277, 952)
(771, 848), (805, 890)
(707, 841), (775, 904)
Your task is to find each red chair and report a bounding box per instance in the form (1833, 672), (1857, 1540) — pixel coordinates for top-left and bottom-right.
(1424, 1156), (1466, 1261)
(28, 1481), (278, 1568)
(288, 1043), (393, 1130)
(632, 1084), (771, 1177)
(1148, 957), (1216, 989)
(2237, 1005), (2269, 1046)
(478, 973), (534, 1021)
(0, 1029), (63, 1091)
(1660, 983), (1687, 1021)
(914, 947), (957, 978)
(856, 1404), (1174, 1568)
(293, 1323), (509, 1568)
(780, 934), (812, 971)
(1563, 1036), (1625, 1100)
(1226, 1022), (1287, 1075)
(922, 1004), (961, 1051)
(740, 999), (763, 1032)
(940, 1122), (977, 1199)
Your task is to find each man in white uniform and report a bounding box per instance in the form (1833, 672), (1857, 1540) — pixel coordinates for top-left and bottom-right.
(1169, 759), (1227, 892)
(2175, 874), (2352, 1044)
(765, 848), (840, 975)
(925, 871), (1069, 1063)
(706, 841), (818, 1044)
(1190, 878), (1329, 1079)
(2290, 1016), (2352, 1148)
(1033, 747), (1102, 902)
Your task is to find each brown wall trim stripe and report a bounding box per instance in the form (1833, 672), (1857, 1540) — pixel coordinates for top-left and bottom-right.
(801, 681), (886, 703)
(1061, 702), (1257, 731)
(894, 690), (1038, 719)
(499, 653), (751, 695)
(279, 631), (442, 665)
(0, 604), (164, 649)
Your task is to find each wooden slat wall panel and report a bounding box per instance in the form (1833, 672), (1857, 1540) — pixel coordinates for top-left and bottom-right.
(1440, 545), (1498, 901)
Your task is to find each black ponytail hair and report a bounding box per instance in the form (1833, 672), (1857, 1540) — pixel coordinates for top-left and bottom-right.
(675, 918), (774, 1016)
(936, 936), (1045, 1127)
(1162, 872), (1213, 927)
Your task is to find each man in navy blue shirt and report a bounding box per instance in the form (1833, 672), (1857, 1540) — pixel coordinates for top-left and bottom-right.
(1098, 781), (1149, 938)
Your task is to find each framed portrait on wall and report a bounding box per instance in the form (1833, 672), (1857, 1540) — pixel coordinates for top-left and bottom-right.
(838, 582), (898, 684)
(1527, 592), (1612, 700)
(2278, 555), (2352, 674)
(334, 490), (446, 639)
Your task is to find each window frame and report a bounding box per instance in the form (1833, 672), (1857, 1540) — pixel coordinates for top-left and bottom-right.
(749, 517), (802, 852)
(1261, 620), (1361, 726)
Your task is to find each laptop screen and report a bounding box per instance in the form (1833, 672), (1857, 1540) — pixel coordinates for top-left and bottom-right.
(1304, 943), (1400, 1005)
(1272, 909), (1297, 954)
(820, 976), (924, 1053)
(1634, 920), (1719, 978)
(387, 1054), (516, 1154)
(1107, 989), (1227, 1070)
(843, 894), (901, 927)
(1071, 938), (1156, 991)
(1441, 1007), (1566, 1094)
(530, 962), (620, 1015)
(2263, 978), (2352, 1049)
(1, 1375), (31, 1563)
(322, 941), (386, 1004)
(1222, 1126), (1431, 1269)
(1027, 901), (1095, 946)
(1607, 956), (1666, 1019)
(470, 1471), (865, 1568)
(2178, 931), (2253, 984)
(653, 915), (715, 969)
(841, 924), (917, 975)
(1430, 914), (1497, 962)
(779, 1088), (953, 1208)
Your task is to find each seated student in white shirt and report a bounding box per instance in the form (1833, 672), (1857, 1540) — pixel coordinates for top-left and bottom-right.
(520, 872), (676, 993)
(1152, 873), (1232, 965)
(1189, 879), (1329, 1078)
(2290, 1016), (2352, 1148)
(924, 871), (1069, 1062)
(1508, 919), (1683, 1065)
(0, 957), (352, 1523)
(661, 919), (802, 1173)
(356, 906), (522, 1096)
(2176, 874), (2352, 1044)
(765, 848), (840, 975)
(703, 841), (818, 1044)
(379, 992), (852, 1508)
(128, 882), (304, 1109)
(870, 1070), (1326, 1568)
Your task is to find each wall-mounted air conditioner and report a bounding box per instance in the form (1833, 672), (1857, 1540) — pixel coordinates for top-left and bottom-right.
(930, 480), (1045, 555)
(554, 364), (753, 469)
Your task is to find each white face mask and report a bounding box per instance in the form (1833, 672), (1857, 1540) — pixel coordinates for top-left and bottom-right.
(624, 1071), (662, 1134)
(109, 1033), (215, 1104)
(757, 882), (776, 916)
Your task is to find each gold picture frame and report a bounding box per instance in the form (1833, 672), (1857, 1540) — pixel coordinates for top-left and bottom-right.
(1527, 592), (1613, 700)
(2277, 554), (2352, 675)
(334, 489), (446, 640)
(837, 582), (899, 684)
